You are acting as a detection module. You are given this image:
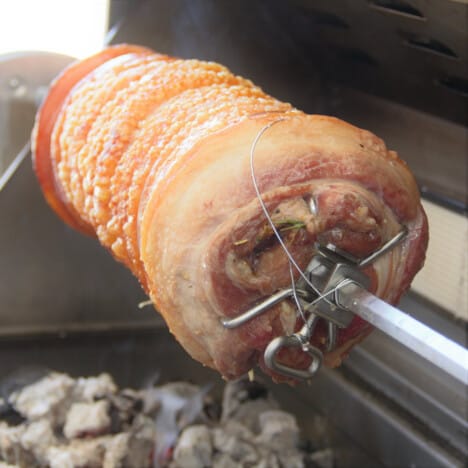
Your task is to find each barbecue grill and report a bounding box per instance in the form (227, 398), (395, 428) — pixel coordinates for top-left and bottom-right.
(1, 1), (466, 466)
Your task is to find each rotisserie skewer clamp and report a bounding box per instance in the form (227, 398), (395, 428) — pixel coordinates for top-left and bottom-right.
(222, 229), (468, 385)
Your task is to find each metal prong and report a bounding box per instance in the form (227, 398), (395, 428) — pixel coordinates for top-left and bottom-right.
(319, 227), (408, 268)
(359, 226), (408, 268)
(326, 322), (337, 352)
(320, 244), (361, 265)
(221, 288), (307, 329)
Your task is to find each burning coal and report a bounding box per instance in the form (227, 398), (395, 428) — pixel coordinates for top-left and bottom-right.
(0, 371), (333, 467)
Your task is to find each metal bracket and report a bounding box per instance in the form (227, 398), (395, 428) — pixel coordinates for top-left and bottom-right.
(301, 254), (370, 328)
(221, 228), (407, 380)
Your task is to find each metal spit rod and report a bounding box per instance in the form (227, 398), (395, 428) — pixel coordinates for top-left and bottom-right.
(337, 282), (468, 386)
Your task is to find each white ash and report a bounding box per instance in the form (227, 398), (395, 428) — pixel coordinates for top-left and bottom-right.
(20, 420), (57, 464)
(64, 400), (111, 439)
(307, 448), (335, 468)
(172, 425), (212, 467)
(45, 438), (107, 468)
(8, 373), (74, 425)
(255, 410), (300, 449)
(211, 453), (238, 468)
(125, 414), (156, 467)
(102, 433), (130, 468)
(254, 453), (282, 468)
(213, 420), (254, 445)
(149, 382), (209, 465)
(171, 380), (309, 468)
(0, 462), (20, 468)
(0, 422), (31, 467)
(277, 451), (307, 468)
(221, 379), (279, 433)
(74, 374), (117, 402)
(212, 421), (259, 460)
(0, 372), (331, 468)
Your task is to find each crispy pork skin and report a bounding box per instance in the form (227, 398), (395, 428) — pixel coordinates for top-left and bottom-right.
(32, 45), (428, 381)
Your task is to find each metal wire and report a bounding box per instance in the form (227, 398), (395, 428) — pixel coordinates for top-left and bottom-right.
(248, 118), (322, 298)
(0, 141), (30, 193)
(289, 261), (306, 322)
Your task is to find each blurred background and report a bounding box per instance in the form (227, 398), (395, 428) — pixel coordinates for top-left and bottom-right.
(0, 0), (109, 58)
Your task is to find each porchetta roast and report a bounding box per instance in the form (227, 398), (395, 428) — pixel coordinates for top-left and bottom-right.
(32, 45), (428, 381)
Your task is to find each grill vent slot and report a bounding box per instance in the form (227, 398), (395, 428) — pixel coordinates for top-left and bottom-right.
(402, 34), (458, 59)
(437, 76), (468, 97)
(369, 0), (425, 20)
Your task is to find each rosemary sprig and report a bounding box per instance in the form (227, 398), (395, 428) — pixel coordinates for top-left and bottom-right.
(235, 219), (306, 247)
(274, 219), (306, 232)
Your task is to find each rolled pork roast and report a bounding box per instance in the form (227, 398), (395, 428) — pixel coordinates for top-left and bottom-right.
(32, 45), (428, 381)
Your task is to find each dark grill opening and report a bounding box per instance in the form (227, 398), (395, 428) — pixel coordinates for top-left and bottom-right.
(437, 76), (468, 97)
(369, 0), (425, 20)
(402, 34), (458, 59)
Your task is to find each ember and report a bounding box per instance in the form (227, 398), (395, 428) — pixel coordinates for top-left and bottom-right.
(0, 372), (333, 467)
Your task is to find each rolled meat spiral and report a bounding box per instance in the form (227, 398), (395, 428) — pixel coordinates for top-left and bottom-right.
(32, 45), (428, 381)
